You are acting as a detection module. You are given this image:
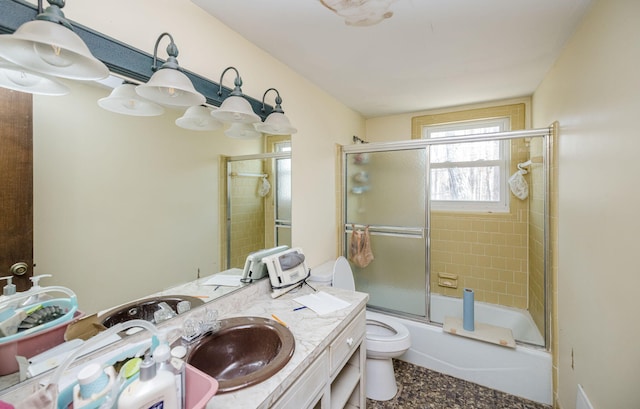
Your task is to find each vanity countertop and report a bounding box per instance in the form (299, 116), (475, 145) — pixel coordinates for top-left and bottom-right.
(201, 280), (368, 408)
(0, 277), (368, 409)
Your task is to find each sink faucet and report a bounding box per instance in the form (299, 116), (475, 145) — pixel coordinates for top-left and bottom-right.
(153, 302), (177, 324)
(180, 307), (220, 344)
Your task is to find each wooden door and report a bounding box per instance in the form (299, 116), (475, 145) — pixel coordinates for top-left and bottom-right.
(0, 87), (33, 291)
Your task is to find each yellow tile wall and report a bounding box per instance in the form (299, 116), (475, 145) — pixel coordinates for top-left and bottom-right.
(528, 136), (546, 336)
(228, 161), (266, 268)
(430, 139), (531, 310)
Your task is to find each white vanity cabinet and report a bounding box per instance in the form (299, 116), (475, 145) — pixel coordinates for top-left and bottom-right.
(273, 309), (366, 409)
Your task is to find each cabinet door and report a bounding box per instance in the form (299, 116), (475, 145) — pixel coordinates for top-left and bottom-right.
(272, 351), (328, 409)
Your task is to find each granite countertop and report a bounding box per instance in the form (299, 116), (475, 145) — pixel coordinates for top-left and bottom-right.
(0, 277), (368, 409)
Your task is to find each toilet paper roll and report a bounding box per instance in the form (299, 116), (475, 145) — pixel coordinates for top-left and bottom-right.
(463, 288), (475, 331)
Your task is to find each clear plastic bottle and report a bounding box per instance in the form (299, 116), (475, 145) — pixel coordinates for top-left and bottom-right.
(117, 353), (178, 409)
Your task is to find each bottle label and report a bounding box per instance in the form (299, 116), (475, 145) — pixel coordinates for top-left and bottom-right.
(148, 402), (164, 409)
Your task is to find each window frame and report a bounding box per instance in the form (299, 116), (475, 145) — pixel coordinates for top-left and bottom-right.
(424, 117), (511, 213)
(411, 103), (526, 214)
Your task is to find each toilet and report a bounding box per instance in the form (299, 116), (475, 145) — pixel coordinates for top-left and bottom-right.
(314, 256), (411, 401)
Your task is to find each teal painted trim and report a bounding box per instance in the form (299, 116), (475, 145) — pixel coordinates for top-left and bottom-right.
(0, 0), (273, 118)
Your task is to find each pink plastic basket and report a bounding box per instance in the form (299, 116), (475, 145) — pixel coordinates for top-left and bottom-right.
(185, 363), (219, 409)
(0, 310), (83, 376)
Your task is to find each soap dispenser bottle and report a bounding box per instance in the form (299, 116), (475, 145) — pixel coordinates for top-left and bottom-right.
(0, 276), (26, 337)
(0, 276), (17, 300)
(117, 353), (178, 409)
(20, 274), (53, 306)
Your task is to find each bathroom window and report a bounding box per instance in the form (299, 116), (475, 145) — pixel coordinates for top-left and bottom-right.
(424, 118), (511, 213)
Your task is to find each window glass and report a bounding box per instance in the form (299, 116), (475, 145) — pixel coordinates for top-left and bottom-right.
(424, 118), (510, 212)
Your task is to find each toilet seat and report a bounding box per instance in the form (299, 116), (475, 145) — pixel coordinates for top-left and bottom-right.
(365, 311), (411, 354)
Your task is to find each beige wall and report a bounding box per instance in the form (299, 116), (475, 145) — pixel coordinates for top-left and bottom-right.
(31, 0), (364, 313)
(365, 97), (532, 142)
(532, 1), (640, 407)
(33, 81), (254, 313)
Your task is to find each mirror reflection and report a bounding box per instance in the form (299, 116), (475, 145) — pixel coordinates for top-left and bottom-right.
(0, 77), (292, 390)
(223, 149), (292, 270)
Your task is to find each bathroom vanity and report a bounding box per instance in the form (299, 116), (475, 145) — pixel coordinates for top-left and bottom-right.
(188, 278), (368, 409)
(0, 276), (368, 409)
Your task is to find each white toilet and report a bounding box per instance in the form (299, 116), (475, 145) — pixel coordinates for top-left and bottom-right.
(327, 256), (412, 401)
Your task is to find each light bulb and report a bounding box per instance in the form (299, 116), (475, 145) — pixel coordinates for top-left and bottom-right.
(163, 87), (184, 99)
(122, 99), (137, 110)
(33, 42), (73, 68)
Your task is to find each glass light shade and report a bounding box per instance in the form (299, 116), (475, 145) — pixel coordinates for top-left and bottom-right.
(322, 0), (395, 26)
(0, 20), (109, 80)
(98, 83), (164, 116)
(176, 106), (223, 131)
(255, 112), (298, 135)
(224, 122), (262, 139)
(210, 95), (260, 124)
(0, 60), (69, 95)
(136, 68), (206, 108)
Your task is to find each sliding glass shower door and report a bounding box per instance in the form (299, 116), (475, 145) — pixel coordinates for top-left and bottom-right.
(342, 130), (550, 347)
(344, 147), (428, 318)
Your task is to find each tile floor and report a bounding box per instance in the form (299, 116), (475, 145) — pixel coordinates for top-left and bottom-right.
(365, 360), (552, 409)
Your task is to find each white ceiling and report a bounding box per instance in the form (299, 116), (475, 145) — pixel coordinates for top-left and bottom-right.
(192, 0), (593, 118)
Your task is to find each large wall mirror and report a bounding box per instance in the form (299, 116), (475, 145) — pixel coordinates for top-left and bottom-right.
(0, 76), (292, 392)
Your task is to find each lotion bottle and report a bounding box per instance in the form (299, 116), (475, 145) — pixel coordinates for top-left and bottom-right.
(117, 353), (178, 409)
(154, 343), (185, 409)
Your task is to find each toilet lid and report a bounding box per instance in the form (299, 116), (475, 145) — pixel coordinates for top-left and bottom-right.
(332, 256), (355, 291)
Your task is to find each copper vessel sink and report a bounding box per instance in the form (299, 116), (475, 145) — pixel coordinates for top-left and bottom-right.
(185, 316), (295, 393)
(100, 295), (204, 328)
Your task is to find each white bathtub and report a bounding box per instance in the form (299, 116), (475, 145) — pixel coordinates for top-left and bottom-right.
(385, 294), (552, 405)
(429, 293), (545, 345)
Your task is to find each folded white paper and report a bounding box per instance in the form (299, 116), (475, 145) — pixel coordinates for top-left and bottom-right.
(293, 291), (351, 316)
(203, 274), (242, 287)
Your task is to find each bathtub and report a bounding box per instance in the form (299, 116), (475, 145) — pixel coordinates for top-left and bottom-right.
(382, 294), (552, 405)
(429, 293), (545, 345)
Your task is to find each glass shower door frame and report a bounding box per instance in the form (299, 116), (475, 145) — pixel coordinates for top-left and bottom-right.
(342, 128), (551, 349)
(342, 141), (432, 320)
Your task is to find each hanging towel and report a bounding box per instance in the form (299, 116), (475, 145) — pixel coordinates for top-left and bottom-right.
(349, 225), (374, 268)
(508, 169), (529, 200)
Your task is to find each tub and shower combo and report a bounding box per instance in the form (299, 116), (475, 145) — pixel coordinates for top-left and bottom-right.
(341, 128), (553, 405)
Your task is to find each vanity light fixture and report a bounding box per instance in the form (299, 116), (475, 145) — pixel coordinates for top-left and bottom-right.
(176, 105), (223, 131)
(0, 58), (69, 95)
(210, 66), (261, 124)
(255, 88), (298, 135)
(98, 82), (164, 117)
(224, 122), (262, 139)
(0, 0), (109, 81)
(135, 32), (206, 108)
